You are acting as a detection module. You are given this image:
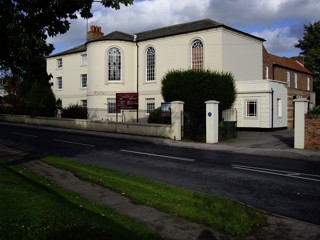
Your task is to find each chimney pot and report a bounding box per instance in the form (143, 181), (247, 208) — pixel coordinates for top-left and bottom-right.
(87, 25), (104, 41)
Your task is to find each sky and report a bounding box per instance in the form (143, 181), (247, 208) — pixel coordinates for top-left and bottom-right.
(47, 0), (320, 57)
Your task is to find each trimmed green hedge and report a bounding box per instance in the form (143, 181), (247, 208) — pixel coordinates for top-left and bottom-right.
(161, 69), (236, 113)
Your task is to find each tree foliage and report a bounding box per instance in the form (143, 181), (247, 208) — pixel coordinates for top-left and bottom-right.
(0, 0), (133, 115)
(295, 20), (320, 105)
(161, 69), (237, 113)
(0, 0), (133, 75)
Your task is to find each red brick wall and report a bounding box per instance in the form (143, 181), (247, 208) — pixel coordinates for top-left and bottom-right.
(305, 115), (320, 149)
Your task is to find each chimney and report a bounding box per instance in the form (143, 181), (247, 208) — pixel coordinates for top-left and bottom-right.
(87, 25), (104, 41)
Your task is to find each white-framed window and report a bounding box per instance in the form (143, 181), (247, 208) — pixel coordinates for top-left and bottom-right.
(191, 39), (203, 70)
(246, 100), (257, 117)
(146, 47), (155, 81)
(108, 48), (121, 82)
(57, 58), (63, 68)
(81, 74), (87, 88)
(81, 100), (87, 108)
(294, 73), (298, 88)
(107, 98), (118, 114)
(307, 77), (310, 91)
(81, 54), (87, 66)
(146, 98), (155, 114)
(56, 77), (62, 90)
(277, 98), (282, 117)
(287, 71), (290, 87)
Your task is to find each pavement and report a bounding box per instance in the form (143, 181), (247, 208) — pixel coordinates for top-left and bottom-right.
(109, 128), (320, 162)
(1, 124), (320, 239)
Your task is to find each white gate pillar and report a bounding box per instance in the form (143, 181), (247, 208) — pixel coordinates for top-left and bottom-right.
(170, 101), (184, 140)
(205, 100), (220, 143)
(294, 98), (309, 149)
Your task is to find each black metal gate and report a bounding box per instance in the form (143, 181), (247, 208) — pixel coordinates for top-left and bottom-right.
(183, 111), (206, 142)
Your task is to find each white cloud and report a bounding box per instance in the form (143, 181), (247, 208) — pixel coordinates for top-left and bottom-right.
(252, 27), (299, 56)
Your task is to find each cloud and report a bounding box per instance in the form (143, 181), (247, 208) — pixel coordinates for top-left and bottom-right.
(48, 0), (320, 56)
(252, 26), (300, 56)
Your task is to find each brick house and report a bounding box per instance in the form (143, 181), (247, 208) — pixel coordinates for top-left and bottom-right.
(263, 47), (315, 128)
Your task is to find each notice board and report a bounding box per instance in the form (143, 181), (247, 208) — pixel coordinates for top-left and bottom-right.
(116, 93), (138, 110)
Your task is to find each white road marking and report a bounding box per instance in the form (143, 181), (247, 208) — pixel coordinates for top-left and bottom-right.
(232, 164), (320, 183)
(54, 139), (95, 147)
(120, 149), (195, 162)
(13, 132), (38, 138)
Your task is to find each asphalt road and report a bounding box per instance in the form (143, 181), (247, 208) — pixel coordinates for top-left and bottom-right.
(0, 122), (320, 226)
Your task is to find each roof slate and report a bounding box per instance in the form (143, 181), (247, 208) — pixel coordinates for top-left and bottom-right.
(136, 18), (222, 41)
(92, 31), (134, 42)
(47, 44), (86, 58)
(268, 53), (312, 75)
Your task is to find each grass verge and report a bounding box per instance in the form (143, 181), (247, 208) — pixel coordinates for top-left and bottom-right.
(0, 160), (165, 240)
(43, 156), (265, 237)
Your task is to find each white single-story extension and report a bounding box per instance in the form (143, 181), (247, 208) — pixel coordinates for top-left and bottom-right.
(46, 18), (288, 129)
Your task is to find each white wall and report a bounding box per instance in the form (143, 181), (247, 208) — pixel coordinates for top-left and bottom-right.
(47, 52), (87, 107)
(221, 29), (263, 80)
(233, 80), (287, 128)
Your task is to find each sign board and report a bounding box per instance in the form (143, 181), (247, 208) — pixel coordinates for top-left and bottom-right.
(161, 102), (171, 117)
(116, 93), (138, 110)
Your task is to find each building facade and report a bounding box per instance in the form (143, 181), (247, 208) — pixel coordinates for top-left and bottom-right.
(47, 18), (300, 129)
(263, 47), (315, 128)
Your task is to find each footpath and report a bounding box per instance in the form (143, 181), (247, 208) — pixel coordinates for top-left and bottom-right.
(1, 128), (320, 240)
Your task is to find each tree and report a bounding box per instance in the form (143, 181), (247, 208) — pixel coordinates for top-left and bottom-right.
(0, 0), (133, 115)
(295, 20), (320, 105)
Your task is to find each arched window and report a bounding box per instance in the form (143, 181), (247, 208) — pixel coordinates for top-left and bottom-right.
(146, 47), (155, 81)
(191, 39), (203, 70)
(108, 47), (121, 81)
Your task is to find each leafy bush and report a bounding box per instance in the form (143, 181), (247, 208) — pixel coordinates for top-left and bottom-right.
(161, 69), (236, 113)
(148, 107), (171, 124)
(307, 105), (320, 116)
(61, 104), (87, 119)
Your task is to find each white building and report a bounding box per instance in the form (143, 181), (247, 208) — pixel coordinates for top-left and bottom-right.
(46, 19), (287, 129)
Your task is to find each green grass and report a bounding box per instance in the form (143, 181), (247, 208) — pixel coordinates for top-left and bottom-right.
(43, 156), (265, 237)
(0, 160), (165, 240)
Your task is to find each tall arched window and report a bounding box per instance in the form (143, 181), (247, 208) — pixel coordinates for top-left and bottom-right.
(191, 39), (203, 70)
(108, 47), (121, 81)
(146, 47), (155, 81)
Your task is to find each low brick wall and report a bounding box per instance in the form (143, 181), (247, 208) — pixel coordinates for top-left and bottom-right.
(0, 114), (174, 139)
(305, 115), (320, 149)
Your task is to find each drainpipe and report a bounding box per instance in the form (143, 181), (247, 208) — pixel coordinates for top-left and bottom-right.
(271, 88), (274, 129)
(134, 35), (139, 123)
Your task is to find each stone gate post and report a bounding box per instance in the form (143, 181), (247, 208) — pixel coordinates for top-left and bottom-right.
(294, 98), (309, 149)
(170, 101), (184, 140)
(205, 100), (220, 143)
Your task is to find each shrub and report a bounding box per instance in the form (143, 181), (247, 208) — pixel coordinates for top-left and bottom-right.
(25, 81), (56, 117)
(161, 69), (236, 113)
(61, 104), (87, 119)
(307, 105), (320, 116)
(148, 107), (171, 124)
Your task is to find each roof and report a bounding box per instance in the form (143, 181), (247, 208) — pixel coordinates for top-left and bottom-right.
(48, 18), (265, 57)
(89, 31), (134, 43)
(268, 53), (313, 75)
(136, 18), (265, 42)
(47, 44), (86, 58)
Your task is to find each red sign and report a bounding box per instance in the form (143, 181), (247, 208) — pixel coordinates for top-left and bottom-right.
(116, 93), (138, 110)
